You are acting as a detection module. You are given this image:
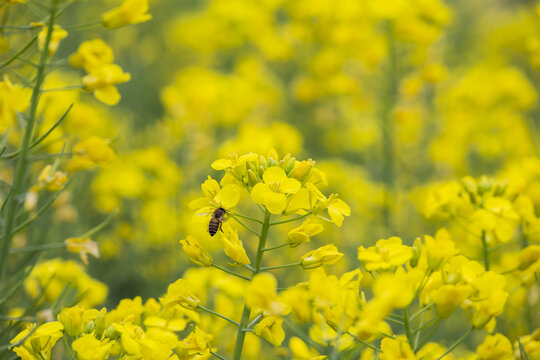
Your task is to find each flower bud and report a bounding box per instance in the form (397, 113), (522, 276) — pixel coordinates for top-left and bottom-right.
(247, 169), (259, 187)
(300, 244), (343, 269)
(160, 279), (201, 310)
(409, 237), (422, 268)
(180, 236), (213, 267)
(287, 219), (323, 248)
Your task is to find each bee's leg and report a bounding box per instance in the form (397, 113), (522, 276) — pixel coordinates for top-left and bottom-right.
(219, 222), (224, 233)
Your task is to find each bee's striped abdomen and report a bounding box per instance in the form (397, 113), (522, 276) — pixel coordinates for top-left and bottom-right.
(209, 218), (221, 236)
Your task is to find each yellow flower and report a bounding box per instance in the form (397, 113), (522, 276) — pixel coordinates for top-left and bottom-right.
(306, 184), (351, 226)
(246, 273), (287, 315)
(211, 152), (259, 171)
(424, 229), (458, 270)
(102, 0), (152, 29)
(253, 316), (285, 346)
(287, 219), (324, 248)
(38, 25), (67, 55)
(0, 77), (31, 131)
(190, 177), (241, 221)
(177, 325), (213, 359)
(72, 334), (114, 360)
(251, 166), (302, 214)
(476, 334), (513, 360)
(82, 64), (131, 105)
(358, 237), (413, 271)
(180, 235), (213, 267)
(57, 306), (99, 337)
(36, 165), (68, 191)
(221, 223), (250, 266)
(289, 336), (326, 360)
(300, 244), (343, 269)
(67, 136), (115, 172)
(429, 284), (471, 318)
(69, 39), (114, 72)
(160, 279), (200, 310)
(379, 336), (416, 360)
(10, 322), (64, 360)
(65, 237), (100, 265)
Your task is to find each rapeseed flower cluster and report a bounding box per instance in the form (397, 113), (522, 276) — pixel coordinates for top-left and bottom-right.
(2, 0), (540, 359)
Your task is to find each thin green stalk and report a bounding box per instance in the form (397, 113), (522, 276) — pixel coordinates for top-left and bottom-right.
(285, 317), (327, 354)
(270, 212), (312, 225)
(0, 0), (59, 280)
(232, 212), (263, 224)
(262, 243), (289, 252)
(77, 208), (118, 238)
(232, 211), (271, 360)
(211, 263), (250, 281)
(9, 242), (65, 253)
(403, 307), (415, 352)
(63, 335), (76, 360)
(40, 84), (82, 92)
(0, 34), (38, 68)
(414, 311), (426, 352)
(436, 327), (474, 360)
(481, 230), (489, 270)
(245, 314), (263, 330)
(230, 214), (260, 237)
(415, 318), (440, 351)
(411, 303), (433, 321)
(345, 331), (381, 352)
(198, 305), (240, 326)
(261, 262), (301, 271)
(210, 351), (227, 360)
(64, 20), (101, 31)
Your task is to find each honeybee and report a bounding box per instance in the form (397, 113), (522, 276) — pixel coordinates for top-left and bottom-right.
(208, 207), (227, 236)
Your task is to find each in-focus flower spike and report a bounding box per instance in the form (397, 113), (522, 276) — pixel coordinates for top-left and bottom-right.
(287, 219), (324, 248)
(251, 166), (301, 214)
(10, 322), (64, 360)
(221, 223), (250, 266)
(160, 279), (200, 310)
(180, 235), (213, 267)
(102, 0), (152, 29)
(300, 244), (343, 269)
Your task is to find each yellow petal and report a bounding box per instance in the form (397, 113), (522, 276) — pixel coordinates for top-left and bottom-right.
(211, 159), (233, 170)
(215, 184), (240, 208)
(263, 166), (287, 183)
(280, 178), (301, 194)
(251, 183), (270, 205)
(265, 191), (287, 214)
(94, 85), (120, 106)
(201, 177), (220, 198)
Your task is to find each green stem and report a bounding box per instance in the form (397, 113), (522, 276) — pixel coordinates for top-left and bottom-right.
(210, 351), (227, 360)
(64, 20), (101, 31)
(414, 311), (426, 352)
(345, 331), (381, 352)
(232, 211), (271, 360)
(63, 335), (76, 360)
(77, 208), (118, 238)
(232, 212), (263, 224)
(230, 214), (260, 237)
(285, 317), (327, 354)
(40, 84), (83, 93)
(415, 318), (440, 351)
(246, 314), (263, 330)
(270, 212), (312, 226)
(436, 327), (474, 360)
(403, 307), (415, 352)
(481, 230), (489, 271)
(199, 305), (240, 326)
(411, 303), (433, 321)
(0, 34), (38, 68)
(211, 263), (250, 281)
(262, 243), (289, 252)
(261, 262), (301, 271)
(0, 0), (59, 280)
(9, 242), (65, 253)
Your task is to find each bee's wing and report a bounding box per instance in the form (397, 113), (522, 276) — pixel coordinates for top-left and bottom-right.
(197, 212), (213, 216)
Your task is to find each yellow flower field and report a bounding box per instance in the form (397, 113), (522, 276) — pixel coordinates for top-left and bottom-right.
(1, 0), (540, 359)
